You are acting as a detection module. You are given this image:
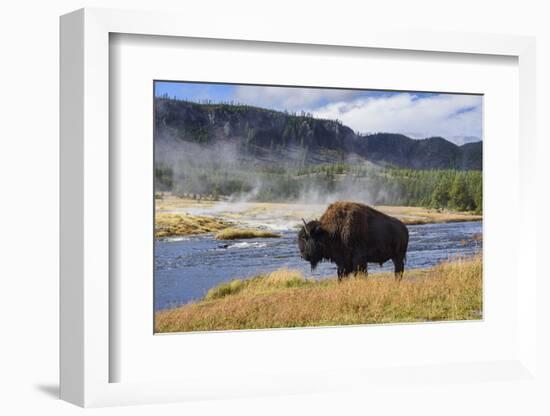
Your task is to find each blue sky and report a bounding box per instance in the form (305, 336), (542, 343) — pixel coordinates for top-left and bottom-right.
(155, 81), (482, 144)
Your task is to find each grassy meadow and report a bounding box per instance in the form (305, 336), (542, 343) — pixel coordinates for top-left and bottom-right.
(155, 255), (482, 333)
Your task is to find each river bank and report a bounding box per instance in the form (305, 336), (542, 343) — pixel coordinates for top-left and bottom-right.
(155, 194), (482, 237)
(155, 255), (482, 332)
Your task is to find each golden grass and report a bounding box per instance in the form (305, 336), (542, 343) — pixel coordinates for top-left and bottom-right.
(204, 268), (310, 300)
(155, 213), (230, 237)
(215, 227), (281, 240)
(155, 256), (482, 332)
(375, 205), (482, 225)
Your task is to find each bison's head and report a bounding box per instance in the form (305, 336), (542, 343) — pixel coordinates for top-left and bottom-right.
(298, 219), (327, 271)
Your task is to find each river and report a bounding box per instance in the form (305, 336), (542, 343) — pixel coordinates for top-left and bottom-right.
(154, 220), (482, 311)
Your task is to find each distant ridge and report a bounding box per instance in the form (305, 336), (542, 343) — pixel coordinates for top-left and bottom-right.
(155, 98), (482, 170)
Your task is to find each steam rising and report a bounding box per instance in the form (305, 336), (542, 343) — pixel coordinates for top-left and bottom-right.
(155, 131), (387, 209)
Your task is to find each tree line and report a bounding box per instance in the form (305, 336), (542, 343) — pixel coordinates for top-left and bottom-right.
(155, 163), (482, 213)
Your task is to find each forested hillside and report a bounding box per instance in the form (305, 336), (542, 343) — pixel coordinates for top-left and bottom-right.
(155, 97), (482, 170)
(154, 97), (482, 212)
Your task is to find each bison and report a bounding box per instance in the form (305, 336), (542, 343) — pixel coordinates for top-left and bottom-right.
(298, 201), (409, 280)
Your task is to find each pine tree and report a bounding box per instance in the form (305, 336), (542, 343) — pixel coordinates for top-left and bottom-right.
(449, 174), (474, 211)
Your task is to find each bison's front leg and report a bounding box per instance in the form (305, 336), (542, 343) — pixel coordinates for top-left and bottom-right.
(352, 255), (367, 278)
(351, 247), (369, 277)
(342, 260), (354, 281)
(337, 261), (353, 282)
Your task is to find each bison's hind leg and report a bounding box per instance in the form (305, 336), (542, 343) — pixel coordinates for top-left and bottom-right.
(337, 265), (345, 282)
(393, 257), (405, 281)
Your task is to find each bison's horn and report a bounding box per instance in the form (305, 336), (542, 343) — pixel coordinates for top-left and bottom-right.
(301, 218), (310, 236)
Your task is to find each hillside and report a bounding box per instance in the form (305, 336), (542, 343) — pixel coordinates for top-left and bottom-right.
(154, 98), (482, 170)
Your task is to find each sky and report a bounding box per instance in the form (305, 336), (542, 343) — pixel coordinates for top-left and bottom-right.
(155, 81), (483, 144)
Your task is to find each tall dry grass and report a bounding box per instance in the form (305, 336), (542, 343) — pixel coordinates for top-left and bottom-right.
(155, 256), (482, 332)
(155, 213), (230, 237)
(215, 228), (281, 240)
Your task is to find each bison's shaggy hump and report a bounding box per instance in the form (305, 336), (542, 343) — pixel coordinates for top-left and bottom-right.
(319, 201), (389, 247)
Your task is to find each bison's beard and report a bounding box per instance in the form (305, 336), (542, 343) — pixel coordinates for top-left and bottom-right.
(299, 236), (325, 272)
(309, 259), (320, 271)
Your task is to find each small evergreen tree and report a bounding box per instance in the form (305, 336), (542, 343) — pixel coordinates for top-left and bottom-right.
(449, 175), (474, 211)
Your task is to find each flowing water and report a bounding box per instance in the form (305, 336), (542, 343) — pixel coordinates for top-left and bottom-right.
(154, 220), (482, 311)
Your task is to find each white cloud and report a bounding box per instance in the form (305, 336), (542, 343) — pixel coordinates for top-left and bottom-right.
(231, 87), (482, 144)
(309, 93), (482, 142)
(233, 85), (362, 112)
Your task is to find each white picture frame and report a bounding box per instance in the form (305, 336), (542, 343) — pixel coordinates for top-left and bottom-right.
(60, 7), (538, 408)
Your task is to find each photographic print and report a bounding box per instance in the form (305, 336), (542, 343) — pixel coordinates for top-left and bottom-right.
(153, 82), (482, 333)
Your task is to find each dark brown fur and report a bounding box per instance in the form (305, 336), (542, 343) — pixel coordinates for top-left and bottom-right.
(298, 201), (409, 280)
